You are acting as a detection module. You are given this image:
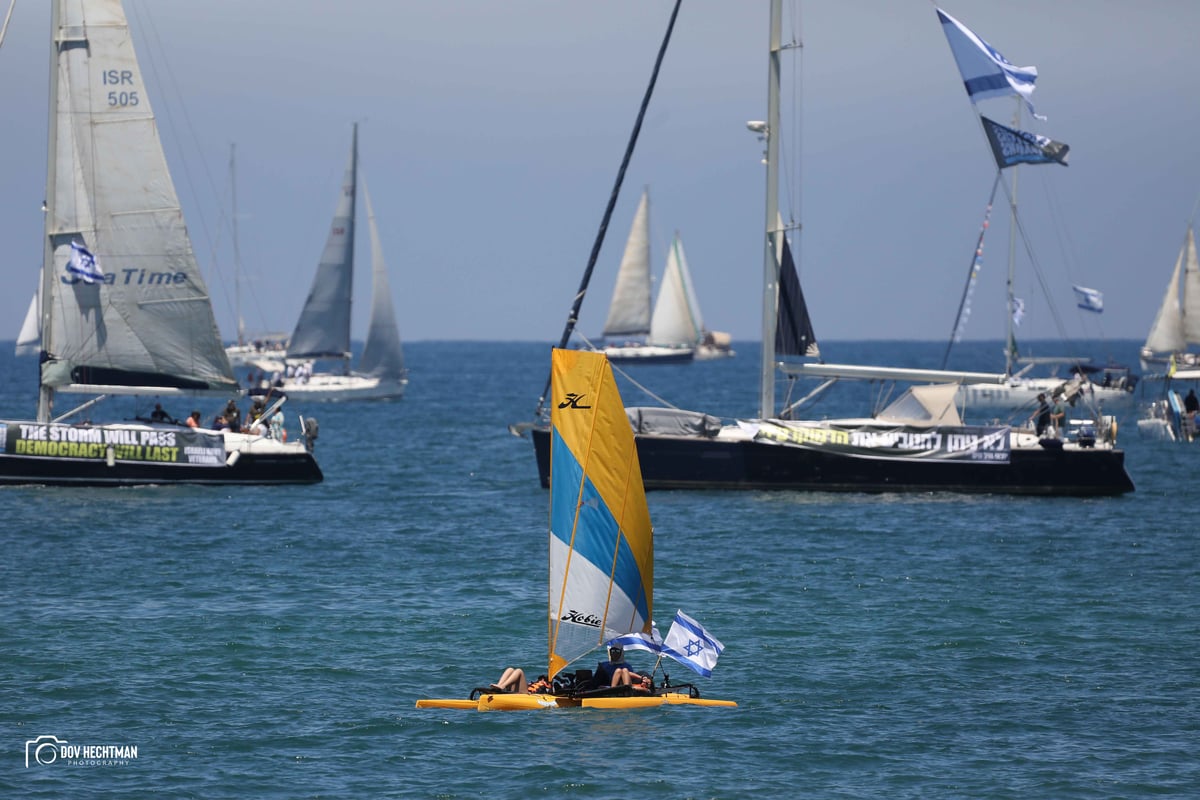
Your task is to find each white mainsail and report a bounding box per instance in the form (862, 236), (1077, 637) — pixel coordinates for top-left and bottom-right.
(1143, 228), (1200, 359)
(39, 0), (237, 414)
(648, 232), (702, 348)
(358, 179), (406, 381)
(601, 188), (652, 338)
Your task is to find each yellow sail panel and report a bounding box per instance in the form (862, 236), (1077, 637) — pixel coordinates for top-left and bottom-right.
(548, 349), (653, 678)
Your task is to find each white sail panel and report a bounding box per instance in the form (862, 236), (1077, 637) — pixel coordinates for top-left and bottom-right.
(649, 233), (701, 347)
(602, 189), (652, 338)
(358, 180), (406, 380)
(1143, 233), (1188, 356)
(42, 1), (236, 393)
(1181, 229), (1200, 345)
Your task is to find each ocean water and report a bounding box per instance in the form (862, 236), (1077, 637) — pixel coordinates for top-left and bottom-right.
(2, 340), (1197, 798)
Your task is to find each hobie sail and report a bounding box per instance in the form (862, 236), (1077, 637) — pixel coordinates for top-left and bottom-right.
(548, 348), (653, 679)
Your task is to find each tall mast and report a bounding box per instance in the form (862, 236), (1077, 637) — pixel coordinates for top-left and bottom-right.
(759, 0), (783, 419)
(37, 1), (63, 422)
(231, 143), (245, 347)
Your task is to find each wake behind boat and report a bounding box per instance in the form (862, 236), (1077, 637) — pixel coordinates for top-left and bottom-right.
(418, 349), (735, 712)
(0, 0), (321, 487)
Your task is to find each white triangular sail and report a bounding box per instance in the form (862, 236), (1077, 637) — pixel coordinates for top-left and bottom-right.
(40, 0), (237, 405)
(358, 179), (406, 380)
(1144, 228), (1196, 357)
(1181, 228), (1200, 345)
(16, 290), (39, 356)
(602, 189), (652, 338)
(648, 232), (702, 347)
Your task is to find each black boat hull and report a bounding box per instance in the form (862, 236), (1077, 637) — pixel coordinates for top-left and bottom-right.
(0, 451), (322, 487)
(531, 427), (1134, 496)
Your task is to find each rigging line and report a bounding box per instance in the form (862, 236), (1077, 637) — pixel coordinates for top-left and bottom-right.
(533, 0), (683, 420)
(0, 0), (14, 49)
(941, 172), (1002, 370)
(573, 331), (682, 411)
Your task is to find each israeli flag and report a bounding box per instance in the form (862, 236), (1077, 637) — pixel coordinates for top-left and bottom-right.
(662, 610), (725, 677)
(606, 625), (663, 655)
(1073, 285), (1104, 313)
(937, 8), (1044, 120)
(67, 240), (105, 284)
(1012, 297), (1026, 327)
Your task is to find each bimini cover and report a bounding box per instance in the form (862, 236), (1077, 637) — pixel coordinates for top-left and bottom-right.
(627, 407), (723, 437)
(876, 384), (963, 426)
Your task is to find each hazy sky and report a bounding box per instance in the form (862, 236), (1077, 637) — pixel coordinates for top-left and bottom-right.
(1, 1), (1198, 347)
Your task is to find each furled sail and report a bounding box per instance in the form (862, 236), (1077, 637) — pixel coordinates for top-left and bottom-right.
(602, 189), (653, 338)
(289, 125), (358, 361)
(547, 348), (653, 679)
(41, 1), (237, 394)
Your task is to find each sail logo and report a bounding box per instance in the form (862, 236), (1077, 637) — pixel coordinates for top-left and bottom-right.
(558, 393), (592, 410)
(25, 735), (138, 768)
(561, 609), (602, 628)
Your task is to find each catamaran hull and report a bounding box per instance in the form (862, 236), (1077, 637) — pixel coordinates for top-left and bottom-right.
(416, 693), (736, 711)
(531, 427), (1134, 496)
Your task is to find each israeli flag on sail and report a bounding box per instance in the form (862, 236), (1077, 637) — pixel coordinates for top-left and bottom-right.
(937, 8), (1044, 120)
(68, 240), (105, 284)
(1073, 285), (1104, 313)
(662, 610), (725, 677)
(1012, 297), (1026, 327)
(606, 625), (663, 655)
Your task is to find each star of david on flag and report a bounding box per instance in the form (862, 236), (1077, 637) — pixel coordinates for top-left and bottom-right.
(67, 240), (105, 284)
(661, 610), (725, 677)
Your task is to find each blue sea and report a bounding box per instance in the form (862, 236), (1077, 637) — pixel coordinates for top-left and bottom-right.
(2, 339), (1197, 798)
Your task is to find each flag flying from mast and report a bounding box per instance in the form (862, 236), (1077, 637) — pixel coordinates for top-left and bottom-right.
(981, 116), (1069, 168)
(662, 610), (725, 677)
(606, 625), (663, 655)
(936, 8), (1043, 120)
(1073, 285), (1104, 313)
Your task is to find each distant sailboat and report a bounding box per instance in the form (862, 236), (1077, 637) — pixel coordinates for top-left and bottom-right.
(1140, 227), (1200, 372)
(418, 348), (735, 711)
(266, 125), (407, 402)
(14, 287), (38, 357)
(598, 189), (731, 363)
(0, 0), (321, 486)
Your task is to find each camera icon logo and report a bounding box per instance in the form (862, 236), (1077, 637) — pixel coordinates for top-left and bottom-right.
(25, 735), (68, 768)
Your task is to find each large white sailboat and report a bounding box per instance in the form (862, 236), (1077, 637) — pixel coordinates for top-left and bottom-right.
(0, 0), (321, 486)
(264, 125), (407, 403)
(523, 0), (1133, 496)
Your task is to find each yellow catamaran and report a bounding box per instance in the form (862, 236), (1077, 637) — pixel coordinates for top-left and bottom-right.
(417, 349), (734, 711)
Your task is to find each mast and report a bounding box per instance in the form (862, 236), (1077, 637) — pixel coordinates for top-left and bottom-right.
(37, 0), (63, 422)
(759, 0), (783, 419)
(1004, 98), (1021, 376)
(231, 143), (245, 347)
